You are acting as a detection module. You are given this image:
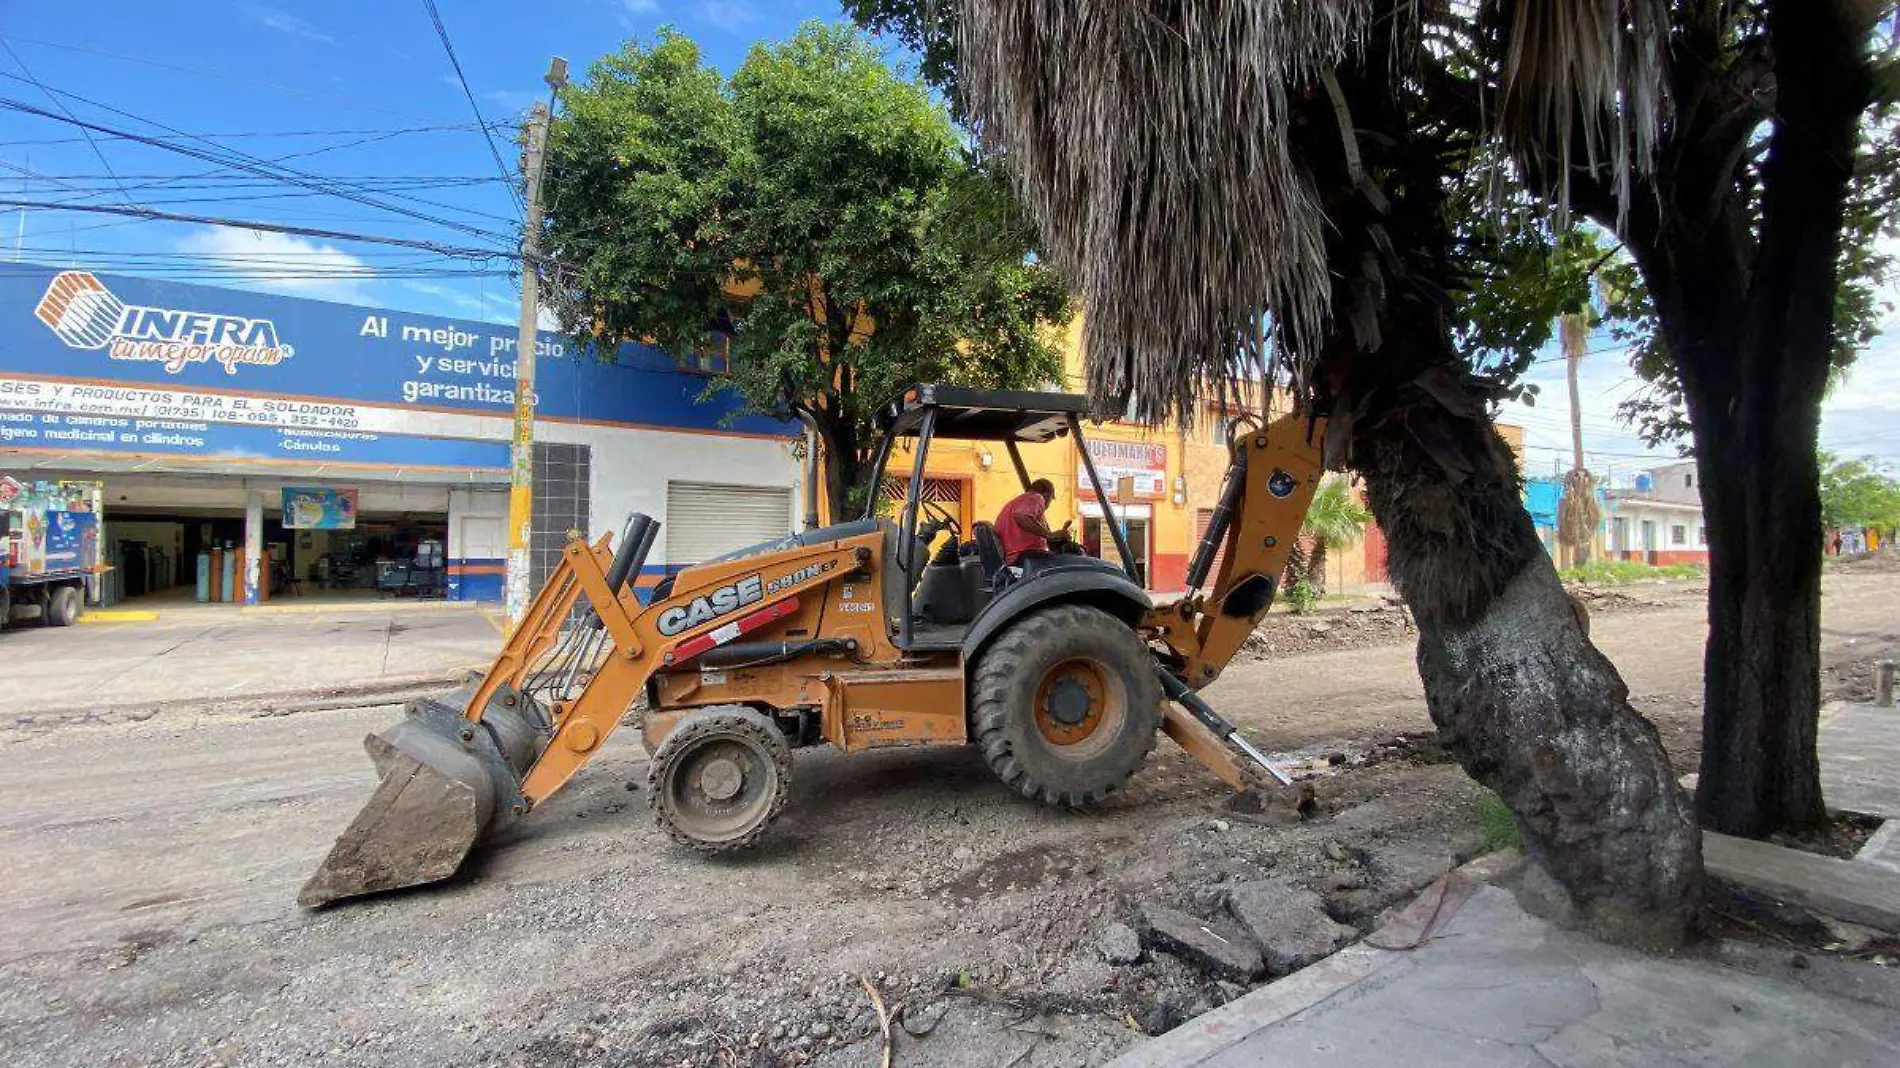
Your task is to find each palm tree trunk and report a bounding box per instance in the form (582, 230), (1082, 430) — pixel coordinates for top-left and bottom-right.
(1303, 55), (1700, 946)
(1307, 541), (1329, 597)
(1283, 538), (1309, 591)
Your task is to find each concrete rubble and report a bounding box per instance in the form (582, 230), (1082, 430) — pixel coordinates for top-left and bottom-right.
(1136, 902), (1266, 984)
(1223, 879), (1359, 977)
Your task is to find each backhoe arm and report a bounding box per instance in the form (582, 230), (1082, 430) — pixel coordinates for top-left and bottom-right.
(1139, 415), (1325, 798)
(1154, 413), (1326, 688)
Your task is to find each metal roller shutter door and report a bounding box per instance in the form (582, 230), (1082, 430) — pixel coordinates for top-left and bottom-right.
(1195, 507), (1228, 585)
(665, 482), (793, 565)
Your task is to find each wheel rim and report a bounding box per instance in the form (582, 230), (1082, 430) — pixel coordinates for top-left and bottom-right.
(1033, 657), (1127, 759)
(662, 732), (781, 843)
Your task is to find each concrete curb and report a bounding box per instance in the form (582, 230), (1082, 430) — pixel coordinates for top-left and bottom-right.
(14, 670), (477, 733)
(1105, 851), (1524, 1068)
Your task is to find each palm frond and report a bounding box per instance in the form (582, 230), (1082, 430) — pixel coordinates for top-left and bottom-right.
(1303, 475), (1373, 550)
(955, 0), (1374, 425)
(955, 0), (1670, 424)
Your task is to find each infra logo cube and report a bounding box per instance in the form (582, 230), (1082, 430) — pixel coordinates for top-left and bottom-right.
(34, 271), (126, 350)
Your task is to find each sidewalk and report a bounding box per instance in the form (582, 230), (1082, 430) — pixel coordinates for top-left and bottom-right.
(1110, 870), (1900, 1067)
(5, 603), (500, 729)
(1114, 702), (1900, 1067)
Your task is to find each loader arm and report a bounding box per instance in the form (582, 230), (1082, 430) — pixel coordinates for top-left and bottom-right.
(509, 535), (873, 807)
(301, 525), (872, 906)
(1127, 413), (1325, 800)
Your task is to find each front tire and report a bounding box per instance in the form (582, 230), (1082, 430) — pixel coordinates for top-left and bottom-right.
(648, 705), (792, 852)
(972, 603), (1161, 807)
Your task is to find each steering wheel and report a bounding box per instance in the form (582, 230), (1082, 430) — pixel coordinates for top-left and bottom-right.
(918, 497), (961, 542)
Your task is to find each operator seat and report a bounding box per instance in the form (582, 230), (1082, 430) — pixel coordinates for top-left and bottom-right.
(970, 521), (1006, 587)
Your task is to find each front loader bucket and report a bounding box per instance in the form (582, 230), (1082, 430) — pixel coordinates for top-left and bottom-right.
(299, 683), (545, 908)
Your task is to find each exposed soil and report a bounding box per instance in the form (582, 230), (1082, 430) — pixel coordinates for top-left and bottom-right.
(2, 567), (1896, 1067)
(1766, 811), (1885, 861)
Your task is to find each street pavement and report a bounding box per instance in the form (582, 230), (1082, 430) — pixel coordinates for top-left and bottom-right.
(5, 601), (499, 724)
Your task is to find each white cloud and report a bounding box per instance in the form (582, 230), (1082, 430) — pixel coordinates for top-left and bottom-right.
(698, 1), (755, 29)
(239, 3), (334, 44)
(403, 280), (518, 325)
(612, 0), (660, 29)
(483, 88), (541, 115)
(175, 226), (372, 304)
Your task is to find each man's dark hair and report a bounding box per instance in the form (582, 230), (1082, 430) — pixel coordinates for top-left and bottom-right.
(1030, 478), (1056, 499)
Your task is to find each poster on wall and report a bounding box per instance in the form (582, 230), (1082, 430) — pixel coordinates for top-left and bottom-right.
(282, 487), (358, 530)
(1075, 440), (1168, 500)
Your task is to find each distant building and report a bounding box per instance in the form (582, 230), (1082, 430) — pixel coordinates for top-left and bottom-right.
(1603, 460), (1708, 565)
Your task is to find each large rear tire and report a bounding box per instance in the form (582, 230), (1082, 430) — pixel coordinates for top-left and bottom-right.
(648, 705), (792, 852)
(972, 603), (1160, 807)
(44, 585), (81, 627)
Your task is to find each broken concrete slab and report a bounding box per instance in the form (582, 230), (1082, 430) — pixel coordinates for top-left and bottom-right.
(1322, 839), (1458, 924)
(1704, 831), (1900, 934)
(1108, 880), (1900, 1068)
(1224, 879), (1358, 977)
(1137, 902), (1264, 984)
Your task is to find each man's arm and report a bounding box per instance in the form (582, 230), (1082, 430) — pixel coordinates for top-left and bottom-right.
(1014, 507), (1071, 541)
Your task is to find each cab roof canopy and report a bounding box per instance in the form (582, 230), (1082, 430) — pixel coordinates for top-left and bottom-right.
(876, 384), (1096, 442)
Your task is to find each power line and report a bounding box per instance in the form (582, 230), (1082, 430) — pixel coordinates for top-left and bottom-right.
(0, 94), (513, 242)
(0, 39), (133, 206)
(0, 198), (543, 263)
(0, 122), (507, 149)
(0, 34), (446, 122)
(421, 0), (524, 217)
(0, 79), (520, 231)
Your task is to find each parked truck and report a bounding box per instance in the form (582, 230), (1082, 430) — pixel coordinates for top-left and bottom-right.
(0, 477), (101, 629)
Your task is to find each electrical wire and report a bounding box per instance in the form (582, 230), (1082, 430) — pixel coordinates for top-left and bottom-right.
(0, 33), (447, 122)
(421, 0), (524, 217)
(0, 122), (508, 150)
(0, 197), (541, 263)
(0, 39), (133, 207)
(0, 93), (516, 241)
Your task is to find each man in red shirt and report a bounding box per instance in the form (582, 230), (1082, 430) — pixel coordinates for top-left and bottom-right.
(996, 478), (1072, 565)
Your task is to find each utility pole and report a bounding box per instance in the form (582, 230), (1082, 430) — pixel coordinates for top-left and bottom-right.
(504, 57), (568, 633)
(1557, 310), (1597, 568)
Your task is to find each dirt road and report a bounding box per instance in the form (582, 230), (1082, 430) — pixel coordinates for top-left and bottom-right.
(3, 567), (1895, 1067)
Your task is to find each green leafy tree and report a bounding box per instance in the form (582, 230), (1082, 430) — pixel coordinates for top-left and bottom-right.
(1819, 452), (1900, 535)
(538, 23), (1069, 519)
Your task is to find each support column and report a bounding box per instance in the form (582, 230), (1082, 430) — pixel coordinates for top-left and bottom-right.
(243, 488), (264, 606)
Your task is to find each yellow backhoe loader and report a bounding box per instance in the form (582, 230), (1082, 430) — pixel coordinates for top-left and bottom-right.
(300, 385), (1323, 907)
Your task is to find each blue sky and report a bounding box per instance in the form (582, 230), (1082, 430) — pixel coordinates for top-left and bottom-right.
(0, 1), (1894, 470)
(0, 0), (838, 320)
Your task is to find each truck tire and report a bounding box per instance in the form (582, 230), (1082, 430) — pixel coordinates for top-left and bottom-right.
(971, 603), (1160, 807)
(44, 585), (82, 627)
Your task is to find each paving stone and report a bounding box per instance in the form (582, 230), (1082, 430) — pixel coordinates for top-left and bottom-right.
(1136, 902), (1264, 983)
(1224, 879), (1358, 977)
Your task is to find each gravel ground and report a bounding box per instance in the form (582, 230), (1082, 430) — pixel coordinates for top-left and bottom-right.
(2, 567), (1895, 1067)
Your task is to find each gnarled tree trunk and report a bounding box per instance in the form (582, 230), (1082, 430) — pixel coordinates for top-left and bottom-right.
(1351, 390), (1702, 945)
(1307, 53), (1702, 945)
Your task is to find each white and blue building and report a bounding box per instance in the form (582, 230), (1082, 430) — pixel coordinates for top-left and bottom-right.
(0, 264), (805, 604)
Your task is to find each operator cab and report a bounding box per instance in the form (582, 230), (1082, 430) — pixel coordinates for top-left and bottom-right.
(864, 384), (1149, 652)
